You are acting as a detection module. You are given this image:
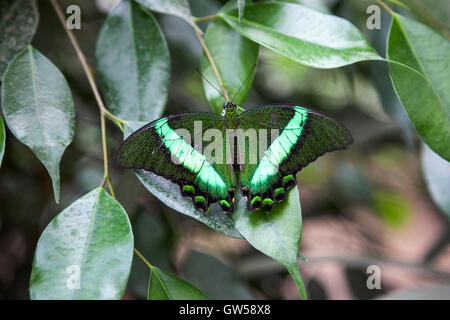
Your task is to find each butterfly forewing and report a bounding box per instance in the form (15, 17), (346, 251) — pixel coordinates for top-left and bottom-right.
(115, 112), (236, 212)
(237, 105), (353, 211)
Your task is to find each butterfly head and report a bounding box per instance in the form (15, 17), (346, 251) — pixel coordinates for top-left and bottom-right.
(223, 102), (238, 129)
(223, 101), (237, 111)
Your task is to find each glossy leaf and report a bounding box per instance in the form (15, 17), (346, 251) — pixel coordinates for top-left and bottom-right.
(219, 2), (381, 69)
(0, 115), (4, 167)
(231, 186), (307, 299)
(0, 0), (38, 77)
(182, 250), (254, 299)
(282, 0), (331, 13)
(1, 46), (75, 203)
(387, 14), (450, 160)
(201, 19), (258, 113)
(421, 143), (450, 219)
(148, 266), (208, 300)
(123, 122), (242, 239)
(135, 169), (242, 239)
(135, 0), (196, 29)
(96, 0), (170, 121)
(29, 188), (134, 299)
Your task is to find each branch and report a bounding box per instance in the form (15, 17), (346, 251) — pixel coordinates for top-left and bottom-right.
(50, 0), (122, 196)
(192, 24), (230, 102)
(376, 0), (395, 16)
(134, 248), (152, 269)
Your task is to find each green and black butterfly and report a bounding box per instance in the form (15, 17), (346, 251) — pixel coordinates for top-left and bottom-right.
(116, 103), (353, 213)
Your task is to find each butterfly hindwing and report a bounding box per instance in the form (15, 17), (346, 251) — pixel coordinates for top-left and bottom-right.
(115, 113), (236, 212)
(238, 105), (353, 211)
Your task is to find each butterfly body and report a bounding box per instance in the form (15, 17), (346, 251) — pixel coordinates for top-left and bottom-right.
(116, 103), (353, 213)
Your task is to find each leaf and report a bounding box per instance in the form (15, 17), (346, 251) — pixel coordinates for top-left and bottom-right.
(387, 14), (450, 161)
(201, 18), (258, 113)
(29, 188), (134, 299)
(0, 114), (4, 167)
(123, 122), (242, 239)
(421, 143), (450, 219)
(282, 0), (331, 14)
(219, 2), (381, 69)
(372, 189), (410, 227)
(237, 0), (245, 22)
(182, 250), (254, 299)
(135, 0), (196, 30)
(1, 46), (75, 203)
(0, 0), (38, 77)
(231, 186), (307, 299)
(96, 0), (170, 122)
(148, 266), (208, 300)
(135, 169), (242, 239)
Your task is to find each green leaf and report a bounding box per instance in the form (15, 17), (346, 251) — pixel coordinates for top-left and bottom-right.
(421, 143), (450, 219)
(148, 266), (208, 300)
(0, 114), (5, 167)
(372, 189), (410, 227)
(219, 2), (381, 69)
(231, 186), (307, 299)
(136, 169), (242, 239)
(387, 14), (450, 161)
(201, 19), (258, 113)
(0, 0), (38, 77)
(123, 122), (242, 239)
(135, 0), (197, 30)
(182, 250), (254, 299)
(238, 0), (245, 22)
(96, 0), (170, 122)
(282, 0), (331, 14)
(1, 46), (75, 203)
(29, 188), (134, 300)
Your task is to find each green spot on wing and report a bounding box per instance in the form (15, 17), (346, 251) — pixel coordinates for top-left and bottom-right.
(274, 188), (285, 197)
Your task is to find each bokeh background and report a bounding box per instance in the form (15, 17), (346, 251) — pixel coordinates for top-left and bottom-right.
(1, 0), (449, 299)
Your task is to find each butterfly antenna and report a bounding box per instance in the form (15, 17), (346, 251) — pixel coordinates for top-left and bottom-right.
(231, 63), (256, 102)
(195, 67), (227, 101)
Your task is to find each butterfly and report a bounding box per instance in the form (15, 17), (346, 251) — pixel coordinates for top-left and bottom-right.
(115, 102), (353, 213)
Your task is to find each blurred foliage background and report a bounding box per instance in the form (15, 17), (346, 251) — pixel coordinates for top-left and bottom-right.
(0, 0), (449, 299)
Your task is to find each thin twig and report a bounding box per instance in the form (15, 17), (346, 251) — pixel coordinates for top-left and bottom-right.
(193, 25), (230, 102)
(50, 0), (125, 125)
(193, 14), (218, 23)
(134, 248), (152, 269)
(377, 0), (395, 16)
(50, 0), (123, 198)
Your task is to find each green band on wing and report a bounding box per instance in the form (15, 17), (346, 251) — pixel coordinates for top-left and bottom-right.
(250, 107), (308, 190)
(155, 118), (227, 198)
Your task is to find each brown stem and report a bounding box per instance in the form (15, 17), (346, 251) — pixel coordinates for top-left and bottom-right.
(193, 14), (218, 23)
(193, 25), (230, 102)
(376, 0), (395, 16)
(50, 0), (121, 197)
(134, 248), (152, 269)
